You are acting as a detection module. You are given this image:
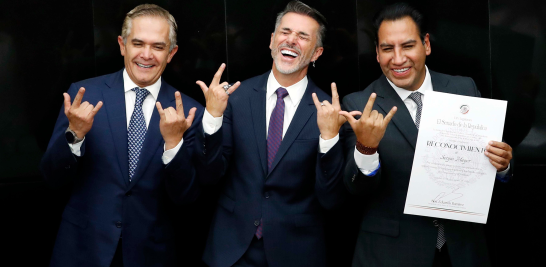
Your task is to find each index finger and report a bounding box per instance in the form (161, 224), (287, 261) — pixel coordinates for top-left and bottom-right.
(156, 102), (166, 121)
(331, 83), (341, 108)
(174, 92), (185, 117)
(488, 141), (512, 151)
(73, 87), (86, 108)
(362, 93), (377, 117)
(311, 93), (323, 110)
(383, 106), (398, 126)
(210, 63), (226, 88)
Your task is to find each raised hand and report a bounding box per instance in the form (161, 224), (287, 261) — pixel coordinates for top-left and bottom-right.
(64, 87), (103, 138)
(485, 141), (512, 172)
(156, 92), (197, 150)
(312, 83), (361, 140)
(339, 93), (397, 148)
(196, 63), (240, 117)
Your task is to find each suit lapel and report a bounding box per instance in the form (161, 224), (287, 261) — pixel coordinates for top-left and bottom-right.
(375, 76), (419, 150)
(429, 70), (453, 94)
(102, 70), (130, 187)
(267, 79), (315, 177)
(250, 74), (269, 177)
(128, 79), (172, 190)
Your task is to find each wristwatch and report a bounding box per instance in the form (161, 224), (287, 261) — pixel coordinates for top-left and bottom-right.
(65, 127), (84, 144)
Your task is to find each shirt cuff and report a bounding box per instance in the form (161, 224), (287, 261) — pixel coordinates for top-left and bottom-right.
(202, 109), (223, 135)
(68, 137), (85, 157)
(319, 134), (339, 154)
(354, 148), (380, 176)
(496, 163), (511, 182)
(162, 138), (184, 165)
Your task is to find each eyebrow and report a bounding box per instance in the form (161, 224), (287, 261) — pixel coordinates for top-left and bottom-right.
(131, 38), (167, 46)
(281, 27), (310, 37)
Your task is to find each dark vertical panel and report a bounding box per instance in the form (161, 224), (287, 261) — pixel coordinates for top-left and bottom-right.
(92, 0), (227, 105)
(488, 0), (546, 266)
(356, 0), (490, 96)
(224, 0), (359, 97)
(0, 0), (95, 265)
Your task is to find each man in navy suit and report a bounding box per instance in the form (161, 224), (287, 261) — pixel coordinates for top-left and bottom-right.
(340, 3), (513, 267)
(40, 4), (203, 267)
(194, 1), (355, 266)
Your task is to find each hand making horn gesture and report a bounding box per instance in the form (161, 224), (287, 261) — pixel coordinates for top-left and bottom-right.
(312, 83), (362, 140)
(63, 87), (103, 139)
(196, 63), (240, 117)
(339, 93), (397, 149)
(156, 92), (196, 150)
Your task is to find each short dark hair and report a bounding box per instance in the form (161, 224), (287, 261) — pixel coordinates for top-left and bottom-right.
(274, 1), (328, 47)
(372, 3), (426, 46)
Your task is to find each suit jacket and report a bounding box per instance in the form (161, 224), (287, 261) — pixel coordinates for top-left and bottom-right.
(40, 69), (204, 267)
(196, 71), (347, 267)
(343, 71), (493, 267)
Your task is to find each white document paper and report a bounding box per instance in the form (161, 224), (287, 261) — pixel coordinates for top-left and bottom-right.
(404, 91), (507, 224)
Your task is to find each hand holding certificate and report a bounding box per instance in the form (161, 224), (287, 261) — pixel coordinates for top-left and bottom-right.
(404, 91), (510, 224)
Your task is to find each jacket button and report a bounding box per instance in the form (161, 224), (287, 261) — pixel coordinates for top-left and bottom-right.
(433, 219), (439, 227)
(203, 149), (206, 154)
(115, 221), (122, 228)
(125, 191), (132, 196)
(65, 165), (71, 169)
(265, 193), (270, 199)
(254, 220), (260, 226)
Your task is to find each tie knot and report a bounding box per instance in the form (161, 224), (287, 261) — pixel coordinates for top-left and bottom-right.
(132, 87), (150, 105)
(408, 91), (423, 107)
(276, 87), (289, 99)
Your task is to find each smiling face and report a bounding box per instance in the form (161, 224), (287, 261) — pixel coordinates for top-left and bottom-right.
(376, 16), (430, 91)
(269, 12), (323, 79)
(118, 16), (178, 88)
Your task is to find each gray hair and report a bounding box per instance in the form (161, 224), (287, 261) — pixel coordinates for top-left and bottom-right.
(121, 4), (178, 52)
(274, 1), (327, 48)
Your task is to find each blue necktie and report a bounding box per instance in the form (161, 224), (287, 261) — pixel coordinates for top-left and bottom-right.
(255, 87), (289, 239)
(128, 87), (149, 181)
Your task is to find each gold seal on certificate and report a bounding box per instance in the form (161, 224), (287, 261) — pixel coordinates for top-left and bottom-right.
(404, 91), (507, 224)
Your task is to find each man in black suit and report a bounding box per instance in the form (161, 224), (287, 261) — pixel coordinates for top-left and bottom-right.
(340, 3), (513, 267)
(194, 1), (353, 266)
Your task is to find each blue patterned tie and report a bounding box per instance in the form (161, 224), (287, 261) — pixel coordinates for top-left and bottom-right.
(128, 87), (149, 182)
(255, 87), (289, 239)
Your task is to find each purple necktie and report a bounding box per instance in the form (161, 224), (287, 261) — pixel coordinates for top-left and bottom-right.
(255, 87), (289, 239)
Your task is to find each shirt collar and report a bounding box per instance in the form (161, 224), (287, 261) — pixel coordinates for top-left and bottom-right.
(266, 71), (308, 107)
(386, 65), (432, 100)
(123, 68), (161, 100)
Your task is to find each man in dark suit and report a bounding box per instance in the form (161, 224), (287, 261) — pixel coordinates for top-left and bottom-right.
(340, 3), (513, 267)
(40, 4), (203, 267)
(193, 1), (353, 266)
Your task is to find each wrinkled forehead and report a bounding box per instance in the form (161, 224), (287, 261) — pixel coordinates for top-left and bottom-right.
(277, 12), (320, 37)
(129, 16), (171, 42)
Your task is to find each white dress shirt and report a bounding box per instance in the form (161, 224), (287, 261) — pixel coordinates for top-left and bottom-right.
(202, 71), (339, 153)
(68, 69), (182, 164)
(355, 66), (509, 176)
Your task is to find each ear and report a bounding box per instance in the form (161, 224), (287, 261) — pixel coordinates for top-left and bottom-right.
(376, 46), (380, 63)
(269, 32), (274, 50)
(166, 45), (178, 63)
(424, 33), (431, 56)
(118, 36), (126, 56)
(311, 46), (324, 62)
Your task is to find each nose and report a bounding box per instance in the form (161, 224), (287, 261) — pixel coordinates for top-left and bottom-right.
(392, 48), (406, 65)
(140, 46), (153, 60)
(286, 32), (297, 44)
